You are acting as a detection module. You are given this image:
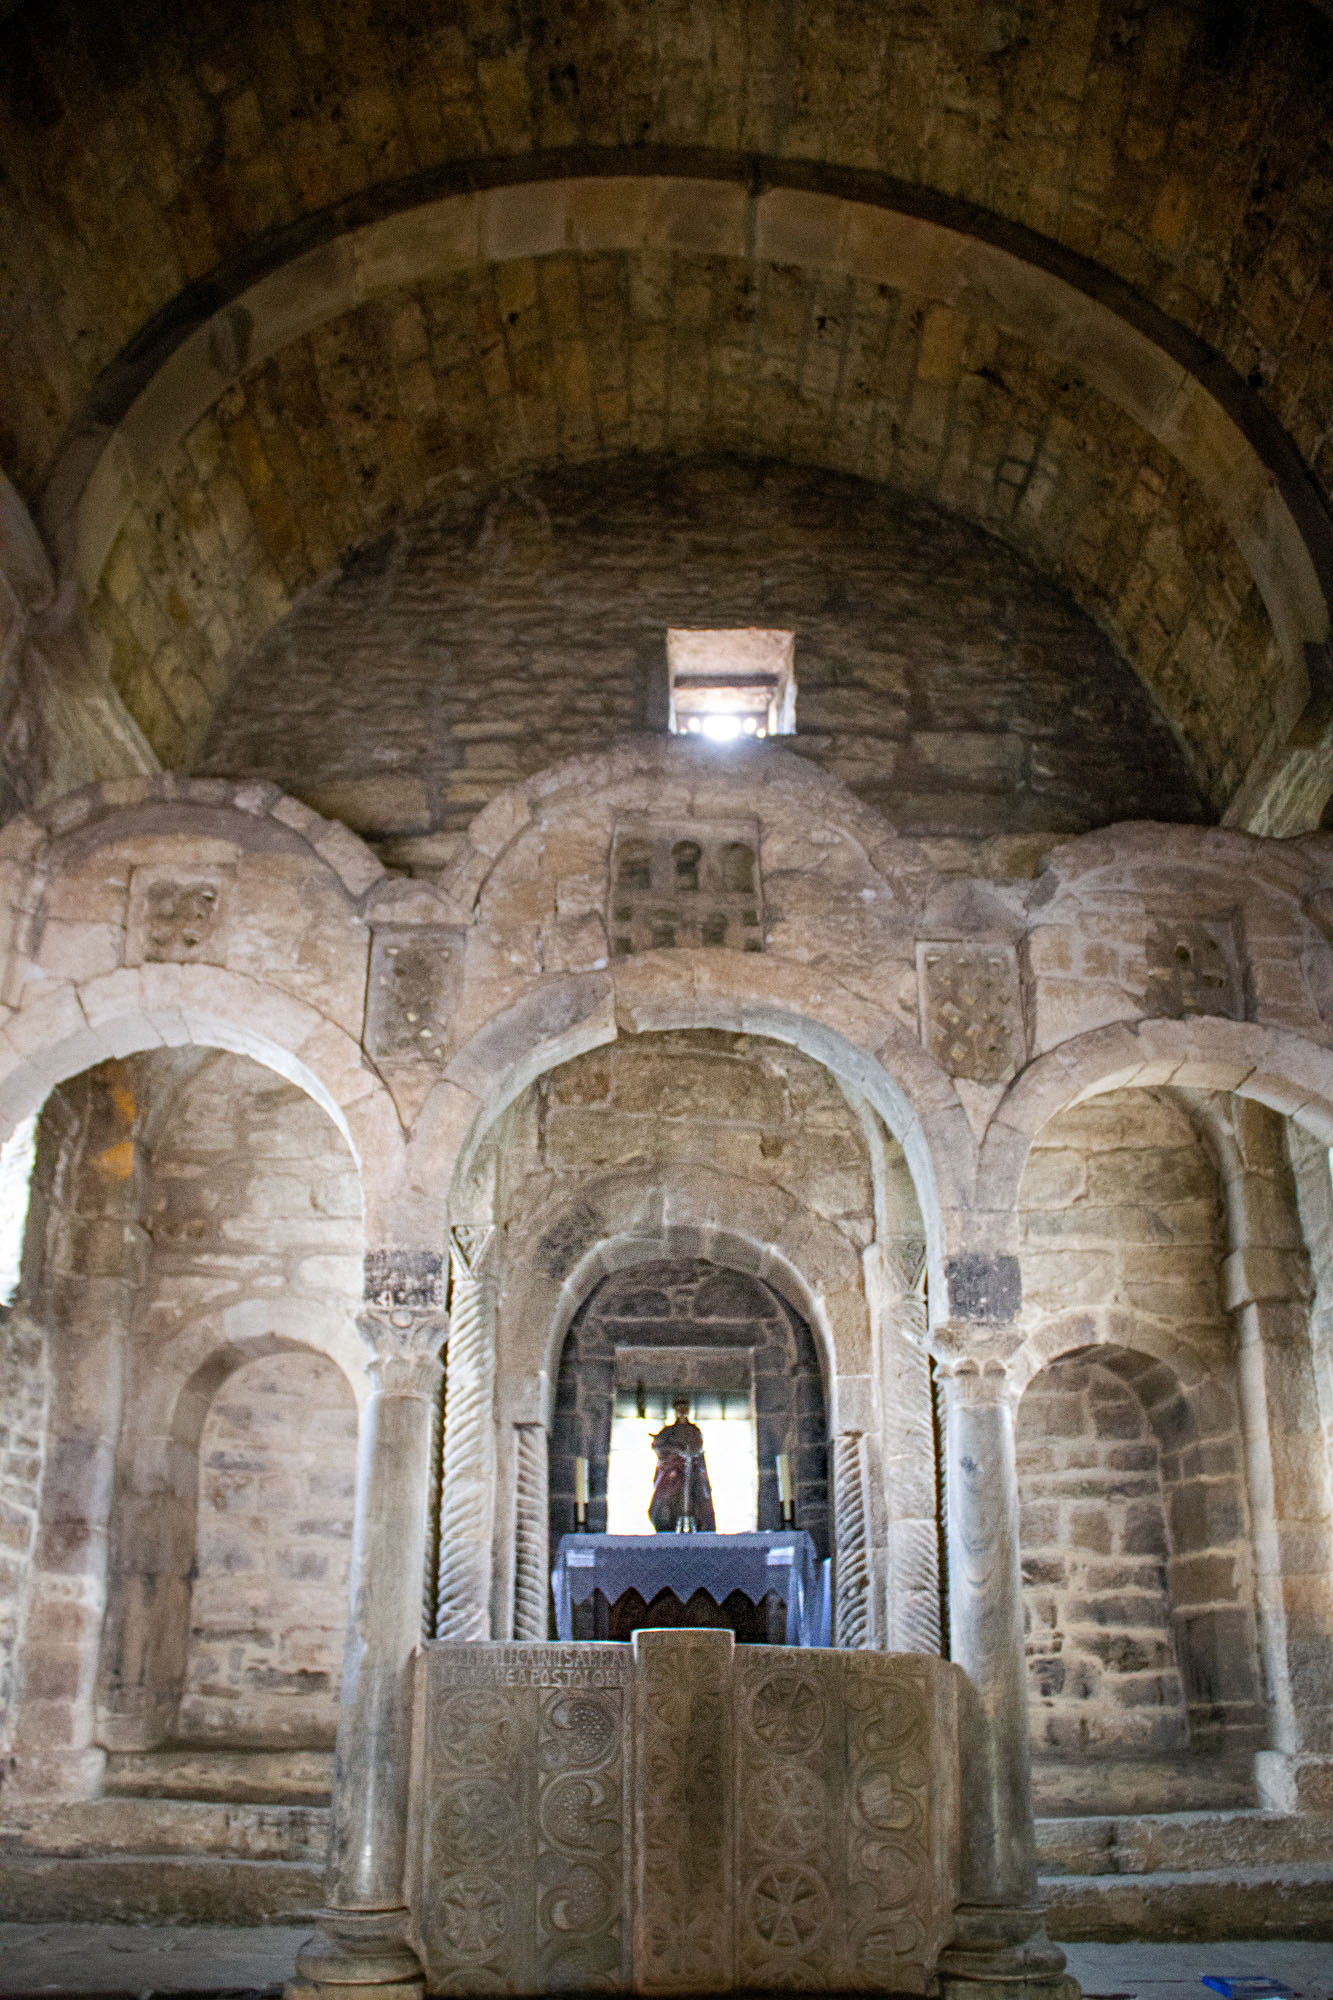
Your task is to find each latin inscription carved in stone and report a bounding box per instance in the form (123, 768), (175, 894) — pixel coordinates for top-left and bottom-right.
(917, 941), (1022, 1083)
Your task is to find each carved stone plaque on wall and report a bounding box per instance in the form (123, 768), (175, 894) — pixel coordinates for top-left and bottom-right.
(365, 925), (463, 1070)
(917, 941), (1023, 1082)
(608, 819), (765, 956)
(1144, 918), (1240, 1020)
(125, 863), (232, 966)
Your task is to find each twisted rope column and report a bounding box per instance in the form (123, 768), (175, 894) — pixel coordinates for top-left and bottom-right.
(511, 1422), (550, 1642)
(880, 1236), (942, 1655)
(833, 1430), (870, 1648)
(435, 1234), (497, 1641)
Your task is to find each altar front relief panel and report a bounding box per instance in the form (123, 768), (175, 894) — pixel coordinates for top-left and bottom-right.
(410, 1632), (962, 1996)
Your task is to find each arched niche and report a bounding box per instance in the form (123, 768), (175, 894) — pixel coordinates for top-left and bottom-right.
(549, 1258), (830, 1577)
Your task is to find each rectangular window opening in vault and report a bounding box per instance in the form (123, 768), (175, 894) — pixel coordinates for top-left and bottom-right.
(667, 628), (796, 742)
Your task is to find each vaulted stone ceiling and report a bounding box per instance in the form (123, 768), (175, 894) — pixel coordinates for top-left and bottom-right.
(1, 0), (1331, 829)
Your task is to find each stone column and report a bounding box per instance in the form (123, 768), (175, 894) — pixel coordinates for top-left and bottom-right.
(435, 1227), (497, 1640)
(511, 1421), (550, 1642)
(933, 1337), (1073, 2000)
(832, 1431), (871, 1648)
(291, 1263), (447, 1999)
(1219, 1101), (1333, 1813)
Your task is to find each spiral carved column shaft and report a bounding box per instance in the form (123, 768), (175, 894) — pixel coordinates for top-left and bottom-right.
(511, 1422), (550, 1642)
(435, 1246), (498, 1642)
(833, 1431), (870, 1649)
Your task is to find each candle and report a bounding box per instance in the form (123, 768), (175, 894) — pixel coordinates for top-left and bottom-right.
(574, 1456), (588, 1511)
(775, 1452), (792, 1509)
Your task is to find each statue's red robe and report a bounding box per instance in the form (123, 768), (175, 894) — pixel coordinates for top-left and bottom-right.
(647, 1414), (717, 1532)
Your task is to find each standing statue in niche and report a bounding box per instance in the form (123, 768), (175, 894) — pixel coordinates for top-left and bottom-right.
(648, 1395), (717, 1532)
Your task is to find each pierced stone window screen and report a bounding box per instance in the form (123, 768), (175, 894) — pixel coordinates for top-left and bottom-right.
(667, 628), (796, 740)
(610, 820), (765, 955)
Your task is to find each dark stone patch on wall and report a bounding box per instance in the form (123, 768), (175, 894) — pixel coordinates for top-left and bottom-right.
(197, 457), (1208, 847)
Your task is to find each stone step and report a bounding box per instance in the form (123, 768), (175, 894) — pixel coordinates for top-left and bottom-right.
(103, 1746), (333, 1804)
(1037, 1806), (1333, 1877)
(0, 1851), (322, 1924)
(1043, 1862), (1333, 1942)
(1032, 1754), (1256, 1817)
(0, 1796), (328, 1863)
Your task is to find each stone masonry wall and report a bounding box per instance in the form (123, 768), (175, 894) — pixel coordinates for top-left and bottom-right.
(109, 1050), (363, 1748)
(0, 1313), (47, 1754)
(1020, 1089), (1227, 1353)
(178, 1348), (356, 1746)
(497, 1027), (877, 1262)
(195, 456), (1206, 848)
(1019, 1088), (1265, 1751)
(1018, 1353), (1189, 1755)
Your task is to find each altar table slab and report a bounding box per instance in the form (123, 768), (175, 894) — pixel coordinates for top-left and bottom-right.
(551, 1530), (830, 1646)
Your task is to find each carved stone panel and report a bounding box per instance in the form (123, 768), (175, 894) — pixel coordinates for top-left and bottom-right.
(733, 1650), (958, 1995)
(609, 819), (764, 956)
(412, 1638), (962, 1994)
(125, 863), (232, 967)
(1144, 917), (1241, 1019)
(365, 924), (463, 1069)
(631, 1626), (734, 1995)
(917, 941), (1022, 1082)
(414, 1643), (632, 1994)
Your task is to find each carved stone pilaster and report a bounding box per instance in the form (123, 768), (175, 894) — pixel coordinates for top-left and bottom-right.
(436, 1227), (498, 1642)
(832, 1432), (870, 1649)
(511, 1423), (550, 1643)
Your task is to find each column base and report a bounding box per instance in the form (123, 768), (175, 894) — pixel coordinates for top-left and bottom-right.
(1255, 1750), (1333, 1814)
(286, 1909), (424, 1997)
(938, 1905), (1080, 1998)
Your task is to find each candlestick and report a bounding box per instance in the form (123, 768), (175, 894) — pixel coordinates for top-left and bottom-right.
(776, 1451), (794, 1526)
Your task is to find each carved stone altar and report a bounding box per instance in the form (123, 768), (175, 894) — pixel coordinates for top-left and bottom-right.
(408, 1630), (964, 1995)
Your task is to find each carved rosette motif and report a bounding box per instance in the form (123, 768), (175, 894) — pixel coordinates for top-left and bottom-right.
(418, 1645), (630, 1994)
(735, 1660), (831, 1991)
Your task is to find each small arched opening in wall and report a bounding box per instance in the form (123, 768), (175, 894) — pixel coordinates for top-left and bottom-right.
(1016, 1328), (1263, 1818)
(550, 1258), (830, 1622)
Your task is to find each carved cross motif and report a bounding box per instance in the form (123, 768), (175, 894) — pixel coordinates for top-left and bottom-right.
(917, 941), (1022, 1083)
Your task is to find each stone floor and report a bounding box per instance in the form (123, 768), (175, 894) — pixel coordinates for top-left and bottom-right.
(0, 1928), (1330, 1999)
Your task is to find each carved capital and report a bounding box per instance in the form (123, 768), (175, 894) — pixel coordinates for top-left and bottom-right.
(929, 1321), (1024, 1401)
(357, 1303), (449, 1396)
(449, 1222), (495, 1278)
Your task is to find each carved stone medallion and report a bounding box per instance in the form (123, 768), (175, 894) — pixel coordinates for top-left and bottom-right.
(126, 863), (232, 966)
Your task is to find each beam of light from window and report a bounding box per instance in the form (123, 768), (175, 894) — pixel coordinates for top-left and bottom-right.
(0, 1113), (38, 1308)
(606, 1412), (759, 1534)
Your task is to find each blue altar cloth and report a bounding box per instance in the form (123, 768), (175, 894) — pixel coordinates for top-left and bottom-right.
(551, 1531), (831, 1647)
